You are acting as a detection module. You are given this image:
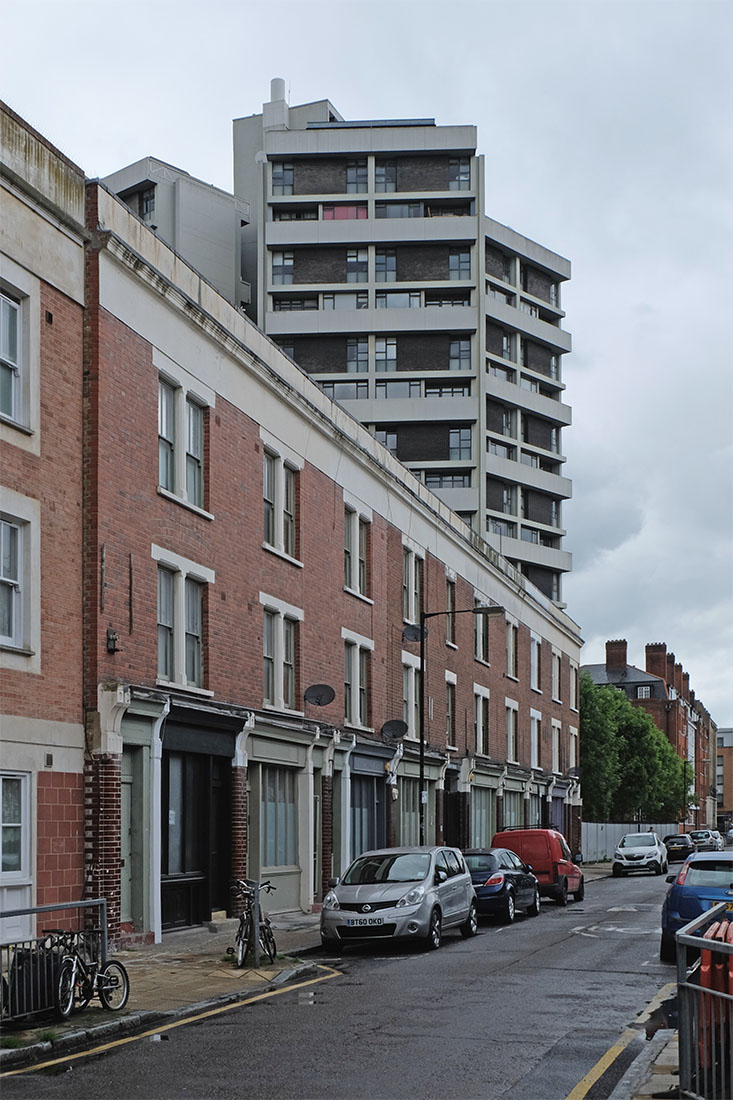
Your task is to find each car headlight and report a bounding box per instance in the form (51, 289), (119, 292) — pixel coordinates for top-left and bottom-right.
(322, 890), (340, 910)
(396, 884), (425, 908)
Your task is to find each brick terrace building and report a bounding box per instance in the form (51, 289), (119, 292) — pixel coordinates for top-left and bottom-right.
(715, 728), (733, 831)
(583, 640), (717, 828)
(0, 104), (86, 938)
(2, 104), (583, 946)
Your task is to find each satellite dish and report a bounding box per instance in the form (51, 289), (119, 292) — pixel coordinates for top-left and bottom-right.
(304, 684), (335, 707)
(566, 767), (581, 779)
(401, 624), (423, 643)
(381, 719), (407, 741)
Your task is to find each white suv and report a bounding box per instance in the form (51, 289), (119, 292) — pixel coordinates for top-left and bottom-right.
(612, 832), (668, 876)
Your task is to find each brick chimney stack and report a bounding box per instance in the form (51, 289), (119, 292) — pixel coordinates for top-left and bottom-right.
(674, 662), (683, 695)
(682, 671), (690, 701)
(646, 642), (668, 682)
(606, 639), (628, 670)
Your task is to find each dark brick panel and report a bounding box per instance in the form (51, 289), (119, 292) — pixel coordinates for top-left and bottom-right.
(294, 159), (348, 194)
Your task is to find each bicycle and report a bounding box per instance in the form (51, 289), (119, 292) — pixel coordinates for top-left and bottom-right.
(43, 929), (130, 1019)
(230, 880), (277, 967)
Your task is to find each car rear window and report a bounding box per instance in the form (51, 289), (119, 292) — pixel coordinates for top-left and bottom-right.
(685, 861), (733, 887)
(690, 832), (711, 840)
(465, 853), (498, 873)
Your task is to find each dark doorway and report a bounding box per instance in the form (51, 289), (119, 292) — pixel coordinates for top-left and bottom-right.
(443, 774), (462, 848)
(161, 748), (231, 930)
(351, 774), (386, 859)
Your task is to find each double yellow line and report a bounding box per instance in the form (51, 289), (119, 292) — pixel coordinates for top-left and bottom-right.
(1, 965), (341, 1078)
(565, 981), (676, 1100)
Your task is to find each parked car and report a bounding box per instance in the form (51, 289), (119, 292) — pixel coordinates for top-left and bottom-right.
(320, 846), (477, 952)
(727, 828), (733, 844)
(662, 833), (695, 863)
(710, 830), (724, 850)
(463, 848), (541, 923)
(612, 832), (668, 876)
(660, 851), (733, 961)
(689, 829), (718, 852)
(491, 828), (584, 905)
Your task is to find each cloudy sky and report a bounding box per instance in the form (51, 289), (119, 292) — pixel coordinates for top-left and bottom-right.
(4, 0), (732, 723)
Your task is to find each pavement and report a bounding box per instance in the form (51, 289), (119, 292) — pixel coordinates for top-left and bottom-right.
(0, 864), (680, 1098)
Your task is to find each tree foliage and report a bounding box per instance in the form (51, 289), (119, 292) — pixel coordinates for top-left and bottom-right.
(579, 673), (686, 822)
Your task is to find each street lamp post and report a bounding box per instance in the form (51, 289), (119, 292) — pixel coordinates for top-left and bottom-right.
(405, 604), (505, 846)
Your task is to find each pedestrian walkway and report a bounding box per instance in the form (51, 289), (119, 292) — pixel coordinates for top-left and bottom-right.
(0, 865), (680, 1097)
(0, 909), (323, 1074)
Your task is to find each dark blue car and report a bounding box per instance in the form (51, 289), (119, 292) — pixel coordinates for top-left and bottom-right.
(660, 851), (733, 961)
(463, 848), (541, 923)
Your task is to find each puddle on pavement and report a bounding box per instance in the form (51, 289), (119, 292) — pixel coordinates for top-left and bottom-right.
(645, 994), (678, 1038)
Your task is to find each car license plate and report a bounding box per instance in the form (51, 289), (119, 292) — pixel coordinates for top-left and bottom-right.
(346, 917), (383, 927)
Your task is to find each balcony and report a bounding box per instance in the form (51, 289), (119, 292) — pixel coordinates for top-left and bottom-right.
(484, 454), (572, 498)
(484, 294), (572, 353)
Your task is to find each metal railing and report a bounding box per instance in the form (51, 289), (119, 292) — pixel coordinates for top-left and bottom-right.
(676, 902), (733, 1099)
(0, 899), (107, 1026)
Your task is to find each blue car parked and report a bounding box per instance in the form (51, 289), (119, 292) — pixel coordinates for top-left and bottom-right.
(660, 851), (733, 962)
(463, 848), (541, 923)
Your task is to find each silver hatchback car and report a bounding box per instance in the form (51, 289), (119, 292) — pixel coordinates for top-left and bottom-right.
(320, 846), (478, 951)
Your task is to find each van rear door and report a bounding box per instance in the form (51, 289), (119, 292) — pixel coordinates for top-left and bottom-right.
(522, 834), (552, 887)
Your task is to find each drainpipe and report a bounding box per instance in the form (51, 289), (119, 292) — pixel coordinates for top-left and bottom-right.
(149, 696), (170, 944)
(339, 735), (358, 875)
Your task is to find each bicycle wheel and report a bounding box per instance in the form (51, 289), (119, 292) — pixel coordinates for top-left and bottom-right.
(99, 960), (129, 1011)
(260, 922), (277, 964)
(237, 915), (253, 967)
(56, 962), (75, 1020)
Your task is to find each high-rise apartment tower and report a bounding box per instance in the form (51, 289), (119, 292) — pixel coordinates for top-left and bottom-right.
(233, 80), (573, 605)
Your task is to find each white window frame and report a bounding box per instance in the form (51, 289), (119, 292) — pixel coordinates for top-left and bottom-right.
(445, 670), (457, 748)
(530, 632), (542, 693)
(0, 258), (41, 451)
(474, 684), (490, 756)
(552, 720), (562, 775)
(505, 698), (519, 763)
(530, 709), (542, 771)
(474, 598), (490, 663)
(569, 661), (579, 712)
(343, 627), (374, 730)
(260, 592), (304, 713)
(402, 650), (421, 740)
(445, 575), (456, 645)
(152, 545), (214, 693)
(0, 771), (30, 881)
(343, 498), (372, 600)
(154, 351), (214, 517)
(0, 489), (40, 673)
(260, 432), (303, 565)
(401, 542), (424, 624)
(506, 618), (518, 680)
(569, 725), (578, 771)
(552, 649), (562, 702)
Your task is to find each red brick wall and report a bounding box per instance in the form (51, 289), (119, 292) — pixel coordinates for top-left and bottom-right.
(0, 283), (84, 724)
(83, 754), (121, 934)
(36, 771), (84, 908)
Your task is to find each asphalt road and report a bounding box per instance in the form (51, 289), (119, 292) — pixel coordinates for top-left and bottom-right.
(3, 873), (675, 1100)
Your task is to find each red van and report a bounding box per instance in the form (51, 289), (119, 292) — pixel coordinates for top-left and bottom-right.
(490, 828), (584, 905)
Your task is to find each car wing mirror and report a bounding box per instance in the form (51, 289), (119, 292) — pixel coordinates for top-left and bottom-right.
(328, 876), (339, 888)
(666, 874), (675, 883)
(574, 852), (583, 864)
(525, 864), (533, 873)
(435, 868), (448, 884)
